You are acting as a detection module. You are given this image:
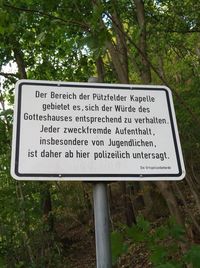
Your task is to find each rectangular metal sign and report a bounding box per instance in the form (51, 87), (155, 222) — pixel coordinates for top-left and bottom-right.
(11, 80), (185, 180)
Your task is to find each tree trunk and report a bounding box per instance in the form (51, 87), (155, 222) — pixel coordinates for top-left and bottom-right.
(40, 183), (54, 266)
(40, 182), (54, 233)
(134, 0), (151, 83)
(16, 183), (35, 264)
(173, 182), (200, 235)
(106, 40), (129, 83)
(120, 182), (136, 226)
(187, 174), (200, 213)
(140, 182), (154, 217)
(13, 41), (27, 79)
(96, 56), (105, 82)
(158, 55), (166, 80)
(94, 0), (129, 83)
(110, 3), (129, 83)
(155, 181), (184, 226)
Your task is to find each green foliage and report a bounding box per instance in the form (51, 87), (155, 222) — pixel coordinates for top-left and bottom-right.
(183, 245), (200, 268)
(126, 215), (150, 242)
(126, 216), (185, 266)
(111, 216), (200, 267)
(111, 231), (127, 264)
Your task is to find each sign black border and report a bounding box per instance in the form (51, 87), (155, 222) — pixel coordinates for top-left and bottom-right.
(14, 81), (183, 178)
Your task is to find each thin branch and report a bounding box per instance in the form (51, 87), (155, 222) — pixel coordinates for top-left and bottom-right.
(4, 4), (90, 31)
(0, 72), (18, 78)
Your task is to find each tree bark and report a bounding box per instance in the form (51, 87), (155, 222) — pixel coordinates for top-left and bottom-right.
(134, 0), (151, 83)
(96, 56), (105, 82)
(13, 41), (27, 79)
(155, 181), (184, 226)
(120, 182), (136, 226)
(110, 3), (129, 83)
(106, 40), (129, 83)
(16, 183), (35, 264)
(173, 182), (200, 235)
(40, 182), (54, 233)
(94, 0), (129, 83)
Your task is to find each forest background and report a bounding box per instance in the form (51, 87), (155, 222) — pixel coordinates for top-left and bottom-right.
(0, 0), (200, 267)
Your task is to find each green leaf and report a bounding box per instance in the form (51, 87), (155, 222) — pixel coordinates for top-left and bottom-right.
(184, 245), (200, 268)
(36, 32), (46, 43)
(126, 225), (146, 242)
(150, 246), (167, 265)
(126, 216), (151, 243)
(169, 223), (185, 240)
(154, 225), (170, 241)
(137, 215), (150, 233)
(111, 231), (127, 265)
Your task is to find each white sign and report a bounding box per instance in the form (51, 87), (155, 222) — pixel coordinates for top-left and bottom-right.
(11, 80), (185, 181)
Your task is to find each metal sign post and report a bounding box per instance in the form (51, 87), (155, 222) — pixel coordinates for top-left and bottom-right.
(93, 182), (112, 268)
(88, 77), (112, 268)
